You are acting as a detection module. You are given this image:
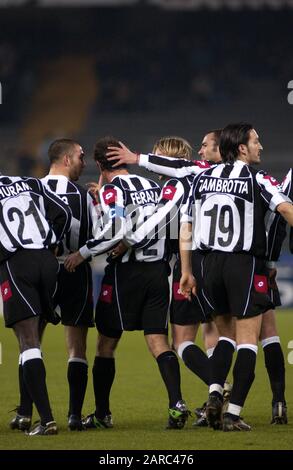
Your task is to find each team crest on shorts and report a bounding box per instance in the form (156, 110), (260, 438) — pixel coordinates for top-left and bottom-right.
(1, 280), (12, 301)
(173, 282), (186, 300)
(99, 284), (113, 303)
(253, 275), (268, 294)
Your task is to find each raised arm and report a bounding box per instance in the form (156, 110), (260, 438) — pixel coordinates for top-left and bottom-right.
(107, 142), (210, 178)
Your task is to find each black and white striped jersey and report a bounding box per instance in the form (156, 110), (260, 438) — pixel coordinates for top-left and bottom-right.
(0, 175), (72, 264)
(138, 153), (211, 178)
(126, 175), (193, 257)
(79, 173), (168, 263)
(267, 168), (293, 261)
(41, 175), (98, 259)
(186, 160), (290, 257)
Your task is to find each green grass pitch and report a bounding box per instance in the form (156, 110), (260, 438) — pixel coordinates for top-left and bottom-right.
(0, 310), (292, 450)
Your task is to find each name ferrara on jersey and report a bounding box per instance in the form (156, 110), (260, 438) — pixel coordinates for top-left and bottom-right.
(0, 175), (71, 263)
(80, 174), (168, 263)
(125, 176), (190, 255)
(187, 161), (290, 257)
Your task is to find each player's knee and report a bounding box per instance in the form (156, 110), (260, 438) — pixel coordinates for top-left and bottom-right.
(97, 335), (119, 357)
(68, 346), (87, 360)
(14, 324), (40, 351)
(259, 323), (278, 341)
(145, 334), (170, 358)
(68, 334), (87, 357)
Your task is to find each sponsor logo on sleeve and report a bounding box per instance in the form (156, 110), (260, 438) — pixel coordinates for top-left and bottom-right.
(253, 275), (268, 294)
(162, 185), (177, 200)
(103, 189), (117, 205)
(263, 175), (280, 187)
(1, 280), (12, 302)
(193, 160), (210, 168)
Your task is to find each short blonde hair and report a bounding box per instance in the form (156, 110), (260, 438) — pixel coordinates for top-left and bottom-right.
(152, 136), (192, 160)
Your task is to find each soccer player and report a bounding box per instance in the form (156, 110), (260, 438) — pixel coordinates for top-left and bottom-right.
(107, 132), (288, 426)
(0, 173), (71, 435)
(65, 137), (190, 430)
(180, 122), (293, 431)
(106, 133), (230, 426)
(106, 136), (218, 362)
(146, 137), (212, 398)
(196, 129), (286, 426)
(10, 139), (98, 432)
(201, 134), (288, 426)
(41, 139), (99, 430)
(264, 167), (293, 424)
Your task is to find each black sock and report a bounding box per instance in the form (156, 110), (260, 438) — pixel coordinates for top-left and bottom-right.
(157, 351), (182, 408)
(230, 349), (256, 407)
(263, 342), (286, 404)
(18, 363), (33, 416)
(92, 356), (115, 420)
(67, 360), (88, 417)
(22, 358), (54, 426)
(209, 339), (235, 389)
(181, 344), (210, 385)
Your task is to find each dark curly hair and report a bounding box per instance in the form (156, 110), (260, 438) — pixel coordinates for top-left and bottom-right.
(94, 136), (127, 171)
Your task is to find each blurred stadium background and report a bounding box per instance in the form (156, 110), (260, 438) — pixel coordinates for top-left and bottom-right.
(0, 0), (293, 307)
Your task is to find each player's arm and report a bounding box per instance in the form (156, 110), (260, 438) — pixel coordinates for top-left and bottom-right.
(86, 190), (104, 239)
(179, 221), (196, 301)
(256, 171), (293, 242)
(266, 210), (287, 262)
(281, 169), (293, 253)
(266, 168), (293, 261)
(125, 178), (185, 250)
(277, 201), (293, 226)
(86, 174), (105, 236)
(106, 141), (210, 178)
(257, 171), (291, 211)
(64, 185), (126, 272)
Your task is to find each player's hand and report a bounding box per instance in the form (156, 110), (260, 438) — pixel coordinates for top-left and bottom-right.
(64, 251), (85, 272)
(110, 241), (128, 259)
(86, 174), (104, 202)
(106, 142), (138, 167)
(268, 268), (277, 290)
(179, 272), (196, 301)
